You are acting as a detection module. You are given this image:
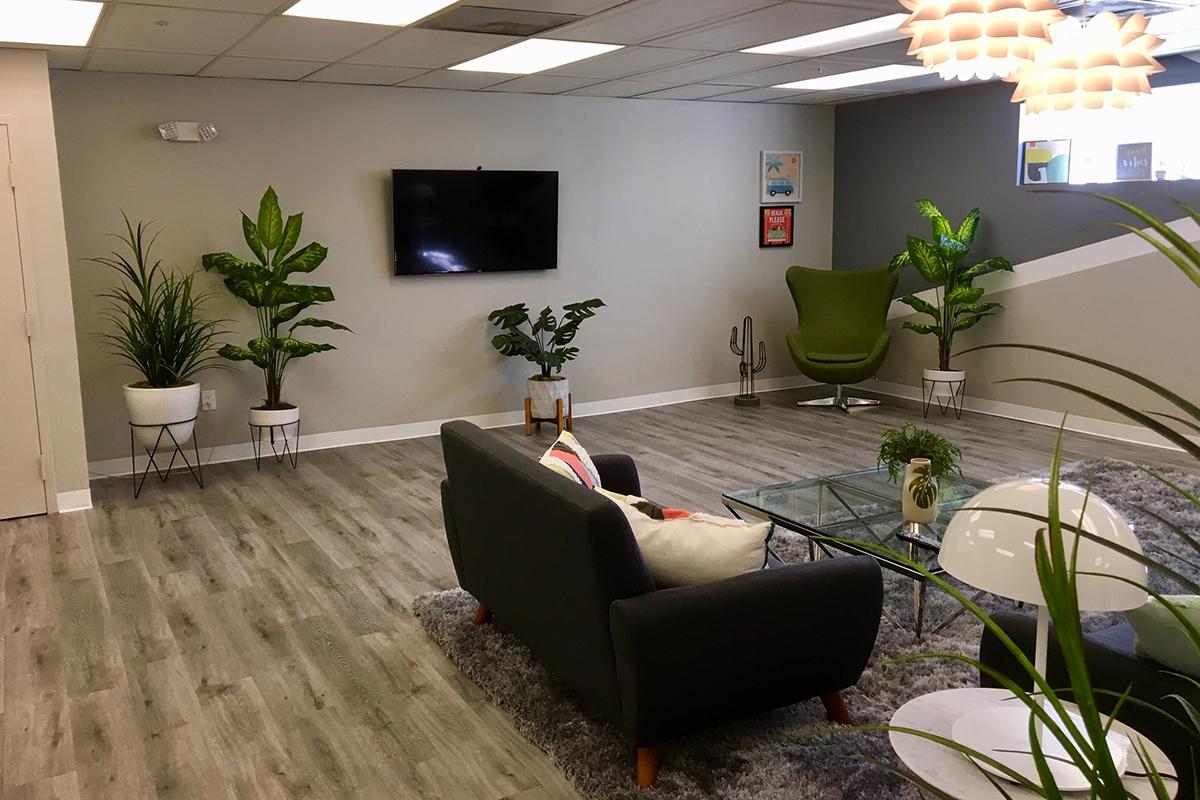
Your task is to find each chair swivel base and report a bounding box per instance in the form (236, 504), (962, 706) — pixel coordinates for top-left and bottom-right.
(796, 385), (881, 413)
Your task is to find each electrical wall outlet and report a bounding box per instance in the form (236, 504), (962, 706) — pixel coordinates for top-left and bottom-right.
(201, 389), (216, 411)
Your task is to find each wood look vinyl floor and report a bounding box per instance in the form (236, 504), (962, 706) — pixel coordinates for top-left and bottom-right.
(2, 387), (1195, 800)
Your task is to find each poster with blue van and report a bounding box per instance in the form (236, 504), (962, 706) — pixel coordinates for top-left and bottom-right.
(761, 151), (802, 204)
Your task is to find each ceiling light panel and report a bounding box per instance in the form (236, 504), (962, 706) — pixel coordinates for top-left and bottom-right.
(284, 0), (458, 27)
(451, 39), (622, 74)
(0, 0), (102, 46)
(743, 14), (908, 57)
(775, 64), (927, 90)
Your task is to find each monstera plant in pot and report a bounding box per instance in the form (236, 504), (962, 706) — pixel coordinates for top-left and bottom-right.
(488, 299), (605, 419)
(203, 187), (350, 439)
(94, 215), (225, 451)
(877, 422), (962, 524)
(890, 199), (1012, 414)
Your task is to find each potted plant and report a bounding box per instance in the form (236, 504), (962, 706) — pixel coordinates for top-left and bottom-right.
(877, 421), (963, 524)
(890, 199), (1013, 412)
(94, 215), (225, 451)
(202, 187), (350, 439)
(488, 299), (605, 419)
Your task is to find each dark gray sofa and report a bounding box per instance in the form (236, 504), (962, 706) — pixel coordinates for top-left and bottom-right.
(981, 611), (1198, 798)
(438, 420), (884, 787)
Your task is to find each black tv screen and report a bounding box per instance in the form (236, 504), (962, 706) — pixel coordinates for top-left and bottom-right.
(392, 169), (559, 275)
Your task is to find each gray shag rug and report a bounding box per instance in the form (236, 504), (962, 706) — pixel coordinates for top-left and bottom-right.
(413, 458), (1200, 800)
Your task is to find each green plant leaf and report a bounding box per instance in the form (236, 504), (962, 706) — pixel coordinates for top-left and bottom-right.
(898, 294), (940, 320)
(276, 242), (328, 277)
(915, 198), (952, 238)
(1092, 193), (1200, 289)
(218, 343), (268, 369)
(955, 208), (980, 248)
(907, 236), (947, 284)
(263, 283), (335, 307)
(271, 302), (313, 327)
(901, 321), (941, 336)
(257, 186), (284, 251)
(202, 252), (271, 283)
(273, 213), (303, 266)
(289, 317), (353, 333)
(279, 338), (336, 358)
(951, 314), (990, 333)
(945, 285), (984, 305)
(241, 213), (266, 264)
(889, 250), (911, 271)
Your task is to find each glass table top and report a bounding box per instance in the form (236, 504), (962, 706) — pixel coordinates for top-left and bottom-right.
(723, 468), (991, 577)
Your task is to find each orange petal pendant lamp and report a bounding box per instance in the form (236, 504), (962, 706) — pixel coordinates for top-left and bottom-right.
(1007, 11), (1164, 113)
(899, 0), (1066, 81)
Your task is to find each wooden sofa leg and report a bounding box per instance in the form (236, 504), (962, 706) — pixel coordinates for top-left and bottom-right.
(473, 603), (493, 626)
(820, 691), (852, 725)
(636, 745), (662, 788)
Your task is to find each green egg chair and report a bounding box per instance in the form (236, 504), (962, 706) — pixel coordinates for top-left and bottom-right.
(785, 266), (899, 412)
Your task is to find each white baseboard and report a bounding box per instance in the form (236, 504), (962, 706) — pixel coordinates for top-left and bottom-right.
(867, 379), (1189, 452)
(56, 488), (93, 513)
(87, 375), (811, 480)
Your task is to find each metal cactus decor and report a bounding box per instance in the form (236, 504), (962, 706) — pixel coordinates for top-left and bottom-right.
(730, 316), (766, 407)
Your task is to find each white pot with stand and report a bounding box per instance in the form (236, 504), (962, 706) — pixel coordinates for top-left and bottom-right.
(123, 382), (203, 496)
(922, 368), (966, 420)
(525, 375), (572, 436)
(249, 403), (300, 469)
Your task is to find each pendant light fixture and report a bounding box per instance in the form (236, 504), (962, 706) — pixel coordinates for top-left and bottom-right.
(899, 0), (1067, 82)
(1007, 10), (1164, 113)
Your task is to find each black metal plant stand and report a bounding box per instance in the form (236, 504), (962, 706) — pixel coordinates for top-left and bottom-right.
(922, 375), (966, 420)
(250, 419), (300, 470)
(129, 417), (204, 499)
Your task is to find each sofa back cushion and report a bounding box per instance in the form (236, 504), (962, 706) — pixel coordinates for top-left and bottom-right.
(439, 421), (655, 725)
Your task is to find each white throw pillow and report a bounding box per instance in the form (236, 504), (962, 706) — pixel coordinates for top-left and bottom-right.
(601, 491), (772, 588)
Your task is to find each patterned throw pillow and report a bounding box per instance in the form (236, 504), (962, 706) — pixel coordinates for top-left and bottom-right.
(539, 431), (602, 489)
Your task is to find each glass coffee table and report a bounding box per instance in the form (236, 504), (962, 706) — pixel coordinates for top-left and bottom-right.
(723, 468), (991, 638)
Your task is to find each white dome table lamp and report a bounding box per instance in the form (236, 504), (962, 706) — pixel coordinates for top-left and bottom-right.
(938, 479), (1148, 789)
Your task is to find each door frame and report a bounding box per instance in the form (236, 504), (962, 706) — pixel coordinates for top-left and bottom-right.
(0, 115), (59, 514)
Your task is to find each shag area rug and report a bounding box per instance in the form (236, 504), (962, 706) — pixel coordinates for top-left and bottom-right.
(413, 458), (1200, 800)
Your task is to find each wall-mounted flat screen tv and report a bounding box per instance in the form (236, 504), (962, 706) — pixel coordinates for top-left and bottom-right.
(392, 169), (559, 275)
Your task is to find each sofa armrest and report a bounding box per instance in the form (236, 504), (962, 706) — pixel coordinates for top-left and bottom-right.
(593, 454), (640, 496)
(609, 556), (882, 745)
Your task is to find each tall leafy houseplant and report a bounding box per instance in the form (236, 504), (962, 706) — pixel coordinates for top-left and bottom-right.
(890, 199), (1013, 371)
(489, 300), (604, 420)
(829, 194), (1200, 799)
(94, 215), (225, 449)
(203, 187), (350, 416)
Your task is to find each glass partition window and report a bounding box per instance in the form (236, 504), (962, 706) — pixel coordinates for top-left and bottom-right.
(1017, 81), (1200, 185)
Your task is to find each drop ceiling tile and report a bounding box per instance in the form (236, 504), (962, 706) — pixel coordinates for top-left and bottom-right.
(769, 89), (871, 103)
(837, 39), (916, 64)
(350, 29), (517, 68)
(639, 52), (793, 85)
(96, 4), (263, 55)
(399, 69), (511, 90)
(87, 49), (213, 76)
(637, 83), (743, 99)
(115, 0), (282, 11)
(468, 0), (628, 13)
(47, 47), (88, 70)
(542, 0), (779, 46)
(484, 74), (601, 93)
(200, 56), (324, 80)
(725, 57), (878, 87)
(418, 6), (580, 36)
(652, 2), (881, 51)
(304, 64), (427, 85)
(544, 45), (709, 78)
(229, 16), (394, 62)
(565, 79), (677, 96)
(707, 86), (802, 102)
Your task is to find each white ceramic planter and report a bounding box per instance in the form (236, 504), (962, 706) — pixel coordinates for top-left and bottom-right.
(249, 404), (300, 439)
(923, 368), (966, 397)
(901, 457), (939, 525)
(124, 382), (201, 450)
(527, 376), (569, 419)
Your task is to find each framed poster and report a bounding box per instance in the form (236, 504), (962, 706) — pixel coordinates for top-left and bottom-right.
(759, 205), (794, 248)
(760, 150), (802, 204)
(1116, 142), (1153, 181)
(1020, 139), (1071, 185)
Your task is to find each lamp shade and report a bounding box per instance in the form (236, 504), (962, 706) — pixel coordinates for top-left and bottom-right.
(939, 480), (1147, 611)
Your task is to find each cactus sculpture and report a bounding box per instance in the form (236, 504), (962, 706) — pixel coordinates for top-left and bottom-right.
(730, 315), (766, 407)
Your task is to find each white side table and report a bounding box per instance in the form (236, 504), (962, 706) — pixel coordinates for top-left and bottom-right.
(890, 688), (1177, 799)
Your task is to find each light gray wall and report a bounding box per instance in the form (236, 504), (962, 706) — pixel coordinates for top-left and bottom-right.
(52, 71), (834, 467)
(832, 57), (1200, 294)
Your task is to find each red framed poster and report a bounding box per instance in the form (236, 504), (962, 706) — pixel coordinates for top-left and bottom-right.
(759, 205), (794, 248)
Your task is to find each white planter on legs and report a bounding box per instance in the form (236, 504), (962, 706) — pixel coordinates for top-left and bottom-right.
(527, 376), (569, 419)
(249, 404), (300, 439)
(124, 382), (200, 450)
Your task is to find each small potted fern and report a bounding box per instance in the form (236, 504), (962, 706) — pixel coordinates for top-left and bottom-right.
(94, 215), (225, 451)
(877, 422), (963, 524)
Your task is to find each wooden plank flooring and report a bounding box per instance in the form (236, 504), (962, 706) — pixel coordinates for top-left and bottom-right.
(2, 387), (1195, 799)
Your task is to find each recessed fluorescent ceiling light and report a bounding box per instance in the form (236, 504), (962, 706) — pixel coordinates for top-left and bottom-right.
(0, 0), (102, 46)
(744, 13), (908, 57)
(284, 0), (458, 26)
(776, 64), (928, 91)
(450, 39), (622, 74)
(1149, 7), (1200, 56)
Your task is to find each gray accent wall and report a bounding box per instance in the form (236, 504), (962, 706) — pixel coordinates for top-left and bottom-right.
(833, 56), (1200, 293)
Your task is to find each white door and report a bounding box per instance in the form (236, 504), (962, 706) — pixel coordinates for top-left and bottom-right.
(0, 124), (47, 518)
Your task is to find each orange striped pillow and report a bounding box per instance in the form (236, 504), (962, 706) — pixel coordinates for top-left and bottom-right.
(539, 431), (602, 489)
